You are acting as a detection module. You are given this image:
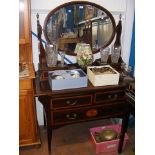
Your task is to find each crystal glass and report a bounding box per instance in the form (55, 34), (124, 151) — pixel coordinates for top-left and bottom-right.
(45, 43), (58, 67)
(111, 45), (121, 63)
(100, 47), (110, 64)
(119, 62), (127, 81)
(121, 62), (126, 74)
(121, 63), (132, 76)
(125, 65), (132, 76)
(59, 51), (65, 67)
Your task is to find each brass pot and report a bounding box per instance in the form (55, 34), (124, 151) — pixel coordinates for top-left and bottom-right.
(100, 129), (117, 141)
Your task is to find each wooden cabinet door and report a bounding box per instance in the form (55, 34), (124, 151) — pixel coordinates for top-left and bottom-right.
(19, 0), (30, 44)
(19, 90), (37, 146)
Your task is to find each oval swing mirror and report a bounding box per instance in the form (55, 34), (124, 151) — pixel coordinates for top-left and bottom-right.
(43, 1), (116, 56)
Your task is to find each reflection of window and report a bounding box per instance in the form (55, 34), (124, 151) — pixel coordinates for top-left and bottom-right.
(66, 6), (74, 30)
(79, 6), (84, 9)
(78, 5), (84, 22)
(92, 20), (113, 49)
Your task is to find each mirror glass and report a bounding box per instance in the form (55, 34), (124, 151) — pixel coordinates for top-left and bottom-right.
(44, 1), (116, 55)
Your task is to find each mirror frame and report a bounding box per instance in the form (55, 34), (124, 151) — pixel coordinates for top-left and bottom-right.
(43, 1), (116, 56)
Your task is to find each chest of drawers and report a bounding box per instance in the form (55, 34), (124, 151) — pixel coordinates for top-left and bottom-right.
(35, 76), (130, 153)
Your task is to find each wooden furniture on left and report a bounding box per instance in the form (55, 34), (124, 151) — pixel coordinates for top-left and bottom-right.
(19, 0), (40, 147)
(19, 65), (40, 147)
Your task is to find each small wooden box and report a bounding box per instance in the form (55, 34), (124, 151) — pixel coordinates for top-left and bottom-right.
(87, 65), (120, 86)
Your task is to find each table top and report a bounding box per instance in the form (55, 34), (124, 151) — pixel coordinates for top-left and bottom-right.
(34, 74), (126, 97)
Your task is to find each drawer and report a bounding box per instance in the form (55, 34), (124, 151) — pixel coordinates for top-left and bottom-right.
(19, 79), (32, 90)
(52, 102), (126, 125)
(94, 90), (125, 104)
(51, 95), (92, 109)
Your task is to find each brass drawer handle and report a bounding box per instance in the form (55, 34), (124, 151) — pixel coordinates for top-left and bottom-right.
(66, 100), (78, 106)
(108, 94), (118, 99)
(66, 113), (77, 120)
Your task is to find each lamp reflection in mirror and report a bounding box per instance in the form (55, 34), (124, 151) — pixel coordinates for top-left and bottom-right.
(75, 43), (93, 68)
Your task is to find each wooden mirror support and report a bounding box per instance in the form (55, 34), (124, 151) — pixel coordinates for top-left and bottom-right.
(37, 13), (46, 66)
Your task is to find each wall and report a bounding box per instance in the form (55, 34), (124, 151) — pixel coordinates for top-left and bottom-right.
(31, 0), (135, 125)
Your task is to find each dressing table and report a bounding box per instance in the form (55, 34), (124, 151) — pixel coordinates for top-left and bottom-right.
(35, 1), (130, 153)
(35, 72), (130, 153)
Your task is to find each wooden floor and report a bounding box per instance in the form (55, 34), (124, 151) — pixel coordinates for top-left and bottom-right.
(19, 119), (135, 155)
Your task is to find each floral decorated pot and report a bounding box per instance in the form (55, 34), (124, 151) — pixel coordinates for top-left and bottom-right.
(75, 43), (93, 69)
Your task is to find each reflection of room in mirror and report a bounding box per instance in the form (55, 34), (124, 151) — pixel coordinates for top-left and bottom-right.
(44, 2), (116, 55)
(92, 18), (112, 51)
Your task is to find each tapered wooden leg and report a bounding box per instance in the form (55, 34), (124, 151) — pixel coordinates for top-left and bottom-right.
(47, 126), (52, 153)
(39, 96), (52, 153)
(43, 110), (47, 127)
(118, 112), (129, 153)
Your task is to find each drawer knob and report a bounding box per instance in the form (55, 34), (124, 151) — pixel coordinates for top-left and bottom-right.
(66, 113), (77, 120)
(66, 100), (78, 106)
(114, 94), (118, 99)
(108, 95), (112, 99)
(86, 109), (98, 117)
